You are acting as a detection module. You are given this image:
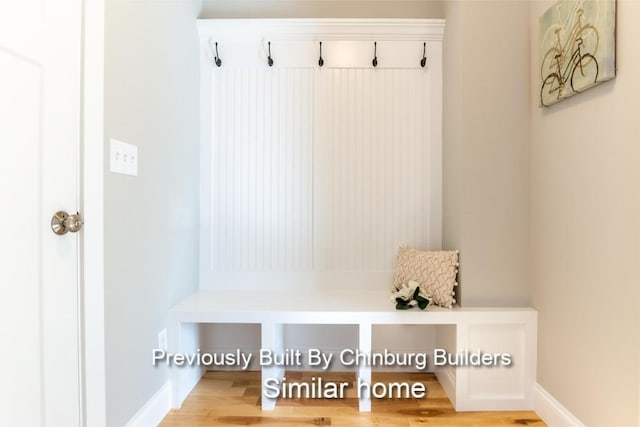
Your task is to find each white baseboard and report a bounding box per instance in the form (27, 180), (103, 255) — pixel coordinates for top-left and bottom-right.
(534, 383), (584, 427)
(125, 381), (172, 427)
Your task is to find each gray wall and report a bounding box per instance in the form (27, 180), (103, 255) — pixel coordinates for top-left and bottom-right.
(200, 0), (445, 18)
(103, 0), (201, 425)
(443, 0), (531, 307)
(530, 0), (640, 425)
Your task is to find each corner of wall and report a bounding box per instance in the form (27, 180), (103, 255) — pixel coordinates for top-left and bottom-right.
(442, 0), (531, 308)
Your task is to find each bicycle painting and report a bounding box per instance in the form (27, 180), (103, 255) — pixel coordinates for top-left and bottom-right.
(539, 0), (616, 107)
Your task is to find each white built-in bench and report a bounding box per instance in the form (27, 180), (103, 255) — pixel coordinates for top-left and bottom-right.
(169, 289), (536, 413)
(185, 18), (537, 414)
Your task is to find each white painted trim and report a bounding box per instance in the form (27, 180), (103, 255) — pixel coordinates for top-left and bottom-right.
(125, 382), (172, 427)
(198, 18), (446, 42)
(534, 383), (585, 427)
(81, 0), (106, 426)
(197, 18), (445, 69)
(435, 366), (456, 407)
(198, 36), (212, 298)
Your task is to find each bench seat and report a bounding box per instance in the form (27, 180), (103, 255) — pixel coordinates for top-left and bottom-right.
(169, 289), (536, 412)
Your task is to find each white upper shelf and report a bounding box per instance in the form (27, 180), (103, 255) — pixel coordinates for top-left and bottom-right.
(197, 18), (445, 69)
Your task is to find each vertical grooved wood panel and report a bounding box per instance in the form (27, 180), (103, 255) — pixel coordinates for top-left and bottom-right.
(211, 69), (314, 273)
(209, 66), (435, 281)
(314, 68), (432, 272)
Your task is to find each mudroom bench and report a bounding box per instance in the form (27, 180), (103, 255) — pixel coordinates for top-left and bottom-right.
(168, 289), (536, 413)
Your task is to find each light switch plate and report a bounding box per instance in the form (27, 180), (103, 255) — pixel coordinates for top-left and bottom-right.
(110, 138), (138, 176)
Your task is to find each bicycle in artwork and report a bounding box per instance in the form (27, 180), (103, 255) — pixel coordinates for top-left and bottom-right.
(539, 7), (601, 107)
(540, 35), (599, 107)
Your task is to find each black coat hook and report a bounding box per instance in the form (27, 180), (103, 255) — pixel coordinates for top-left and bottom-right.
(318, 41), (324, 67)
(372, 41), (378, 67)
(214, 42), (222, 67)
(267, 41), (274, 67)
(420, 42), (427, 68)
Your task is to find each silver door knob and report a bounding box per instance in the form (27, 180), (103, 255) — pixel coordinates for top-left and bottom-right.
(51, 211), (84, 235)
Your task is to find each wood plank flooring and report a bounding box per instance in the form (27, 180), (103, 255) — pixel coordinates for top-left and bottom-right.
(160, 371), (545, 426)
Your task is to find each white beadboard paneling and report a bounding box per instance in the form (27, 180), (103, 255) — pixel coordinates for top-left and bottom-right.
(314, 68), (433, 272)
(199, 20), (444, 289)
(206, 67), (438, 286)
(211, 68), (314, 274)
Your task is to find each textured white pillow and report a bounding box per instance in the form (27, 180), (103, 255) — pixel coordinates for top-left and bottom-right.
(392, 247), (459, 308)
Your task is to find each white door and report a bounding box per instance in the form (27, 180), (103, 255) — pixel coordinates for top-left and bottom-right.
(0, 1), (83, 426)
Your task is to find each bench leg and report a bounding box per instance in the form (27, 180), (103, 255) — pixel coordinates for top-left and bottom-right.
(261, 321), (284, 411)
(358, 322), (372, 412)
(169, 320), (202, 409)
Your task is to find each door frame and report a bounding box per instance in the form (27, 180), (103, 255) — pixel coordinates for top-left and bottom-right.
(82, 0), (106, 425)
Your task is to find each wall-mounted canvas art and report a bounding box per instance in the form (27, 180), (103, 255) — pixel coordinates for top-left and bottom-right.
(539, 0), (616, 107)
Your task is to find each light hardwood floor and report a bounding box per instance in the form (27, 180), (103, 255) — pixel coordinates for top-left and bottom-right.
(160, 371), (545, 426)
